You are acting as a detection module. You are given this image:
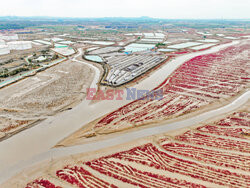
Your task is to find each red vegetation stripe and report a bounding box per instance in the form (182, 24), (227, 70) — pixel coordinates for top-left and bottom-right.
(196, 124), (250, 139)
(86, 144), (250, 187)
(160, 141), (250, 171)
(233, 112), (250, 119)
(176, 131), (250, 153)
(26, 179), (62, 188)
(85, 156), (206, 187)
(216, 117), (250, 127)
(56, 166), (118, 188)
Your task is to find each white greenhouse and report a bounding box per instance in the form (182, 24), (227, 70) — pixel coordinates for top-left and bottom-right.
(7, 41), (32, 50)
(0, 39), (5, 45)
(0, 34), (19, 41)
(0, 45), (10, 55)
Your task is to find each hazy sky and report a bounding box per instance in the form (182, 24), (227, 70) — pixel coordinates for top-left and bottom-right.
(1, 0), (250, 19)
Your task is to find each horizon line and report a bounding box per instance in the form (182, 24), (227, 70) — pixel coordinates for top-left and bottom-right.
(0, 16), (250, 20)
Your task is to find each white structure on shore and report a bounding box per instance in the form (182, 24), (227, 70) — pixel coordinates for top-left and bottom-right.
(0, 45), (10, 55)
(7, 41), (32, 50)
(0, 39), (5, 45)
(0, 34), (18, 41)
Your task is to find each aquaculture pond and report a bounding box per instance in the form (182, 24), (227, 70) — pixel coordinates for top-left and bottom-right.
(84, 55), (103, 63)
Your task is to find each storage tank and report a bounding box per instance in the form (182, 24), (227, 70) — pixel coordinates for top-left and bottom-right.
(7, 41), (32, 50)
(0, 45), (10, 55)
